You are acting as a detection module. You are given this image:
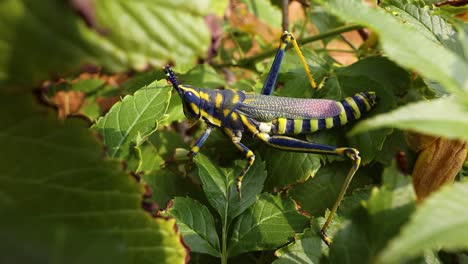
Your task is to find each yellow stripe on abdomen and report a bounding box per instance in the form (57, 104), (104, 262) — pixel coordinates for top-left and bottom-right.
(345, 97), (361, 119)
(294, 119), (303, 134)
(325, 117), (334, 129)
(277, 118), (287, 134)
(337, 102), (348, 125)
(310, 119), (319, 132)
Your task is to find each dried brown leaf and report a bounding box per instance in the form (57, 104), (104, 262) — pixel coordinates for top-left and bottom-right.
(407, 132), (468, 200)
(52, 90), (86, 119)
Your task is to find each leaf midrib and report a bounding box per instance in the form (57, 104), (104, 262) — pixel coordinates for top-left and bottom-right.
(109, 89), (162, 157)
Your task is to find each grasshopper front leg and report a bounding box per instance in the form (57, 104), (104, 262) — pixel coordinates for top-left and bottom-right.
(188, 126), (214, 157)
(255, 133), (361, 245)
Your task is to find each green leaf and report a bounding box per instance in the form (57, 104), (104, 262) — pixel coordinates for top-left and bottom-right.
(315, 0), (468, 94)
(0, 93), (187, 263)
(167, 197), (221, 257)
(290, 163), (373, 216)
(143, 167), (202, 209)
(261, 146), (321, 190)
(373, 130), (413, 167)
(377, 180), (468, 264)
(273, 228), (324, 264)
(95, 80), (171, 159)
(0, 223), (128, 264)
(126, 141), (164, 174)
(309, 5), (344, 45)
(338, 186), (373, 219)
(121, 70), (165, 94)
(242, 0), (281, 29)
(160, 94), (185, 126)
(194, 153), (267, 223)
(351, 96), (468, 141)
(456, 23), (468, 62)
(335, 56), (410, 97)
(228, 193), (309, 257)
(276, 49), (331, 99)
(207, 0), (229, 16)
(148, 130), (188, 160)
(0, 0), (212, 88)
(329, 165), (416, 264)
(180, 64), (227, 88)
(380, 0), (463, 56)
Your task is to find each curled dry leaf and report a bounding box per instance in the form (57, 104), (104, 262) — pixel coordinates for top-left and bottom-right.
(52, 90), (86, 119)
(406, 132), (468, 200)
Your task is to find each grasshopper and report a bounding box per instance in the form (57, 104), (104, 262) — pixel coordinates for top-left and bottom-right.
(164, 31), (377, 244)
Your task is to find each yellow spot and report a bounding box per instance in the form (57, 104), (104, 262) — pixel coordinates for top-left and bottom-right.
(325, 117), (334, 129)
(278, 118), (287, 134)
(232, 91), (240, 103)
(345, 97), (361, 119)
(310, 119), (318, 132)
(199, 92), (210, 102)
(246, 150), (254, 159)
(191, 146), (200, 153)
(215, 93), (223, 108)
(223, 109), (230, 117)
(294, 119), (303, 134)
(231, 112), (239, 121)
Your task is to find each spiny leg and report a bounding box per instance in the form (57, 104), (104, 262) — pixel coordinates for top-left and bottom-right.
(256, 133), (361, 245)
(261, 31), (317, 96)
(321, 147), (360, 245)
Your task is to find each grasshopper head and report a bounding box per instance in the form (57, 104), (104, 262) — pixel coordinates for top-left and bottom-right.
(163, 66), (201, 121)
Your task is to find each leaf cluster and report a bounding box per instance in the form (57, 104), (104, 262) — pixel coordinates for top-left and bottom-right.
(1, 0), (468, 263)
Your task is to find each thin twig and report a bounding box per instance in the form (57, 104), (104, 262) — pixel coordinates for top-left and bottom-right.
(282, 0), (289, 32)
(339, 35), (358, 52)
(212, 24), (363, 69)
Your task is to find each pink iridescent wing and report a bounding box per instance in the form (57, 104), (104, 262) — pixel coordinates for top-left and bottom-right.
(237, 94), (341, 122)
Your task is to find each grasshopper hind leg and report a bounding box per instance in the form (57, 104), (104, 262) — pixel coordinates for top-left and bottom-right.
(255, 133), (361, 245)
(321, 147), (361, 245)
(261, 31), (318, 96)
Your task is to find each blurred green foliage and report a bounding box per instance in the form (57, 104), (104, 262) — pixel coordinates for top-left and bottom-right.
(1, 0), (468, 263)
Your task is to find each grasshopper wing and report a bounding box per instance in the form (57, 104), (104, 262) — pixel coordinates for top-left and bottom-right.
(237, 94), (341, 122)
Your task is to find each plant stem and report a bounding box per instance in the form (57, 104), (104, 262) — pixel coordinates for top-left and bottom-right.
(212, 24), (363, 69)
(282, 0), (289, 32)
(221, 218), (228, 264)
